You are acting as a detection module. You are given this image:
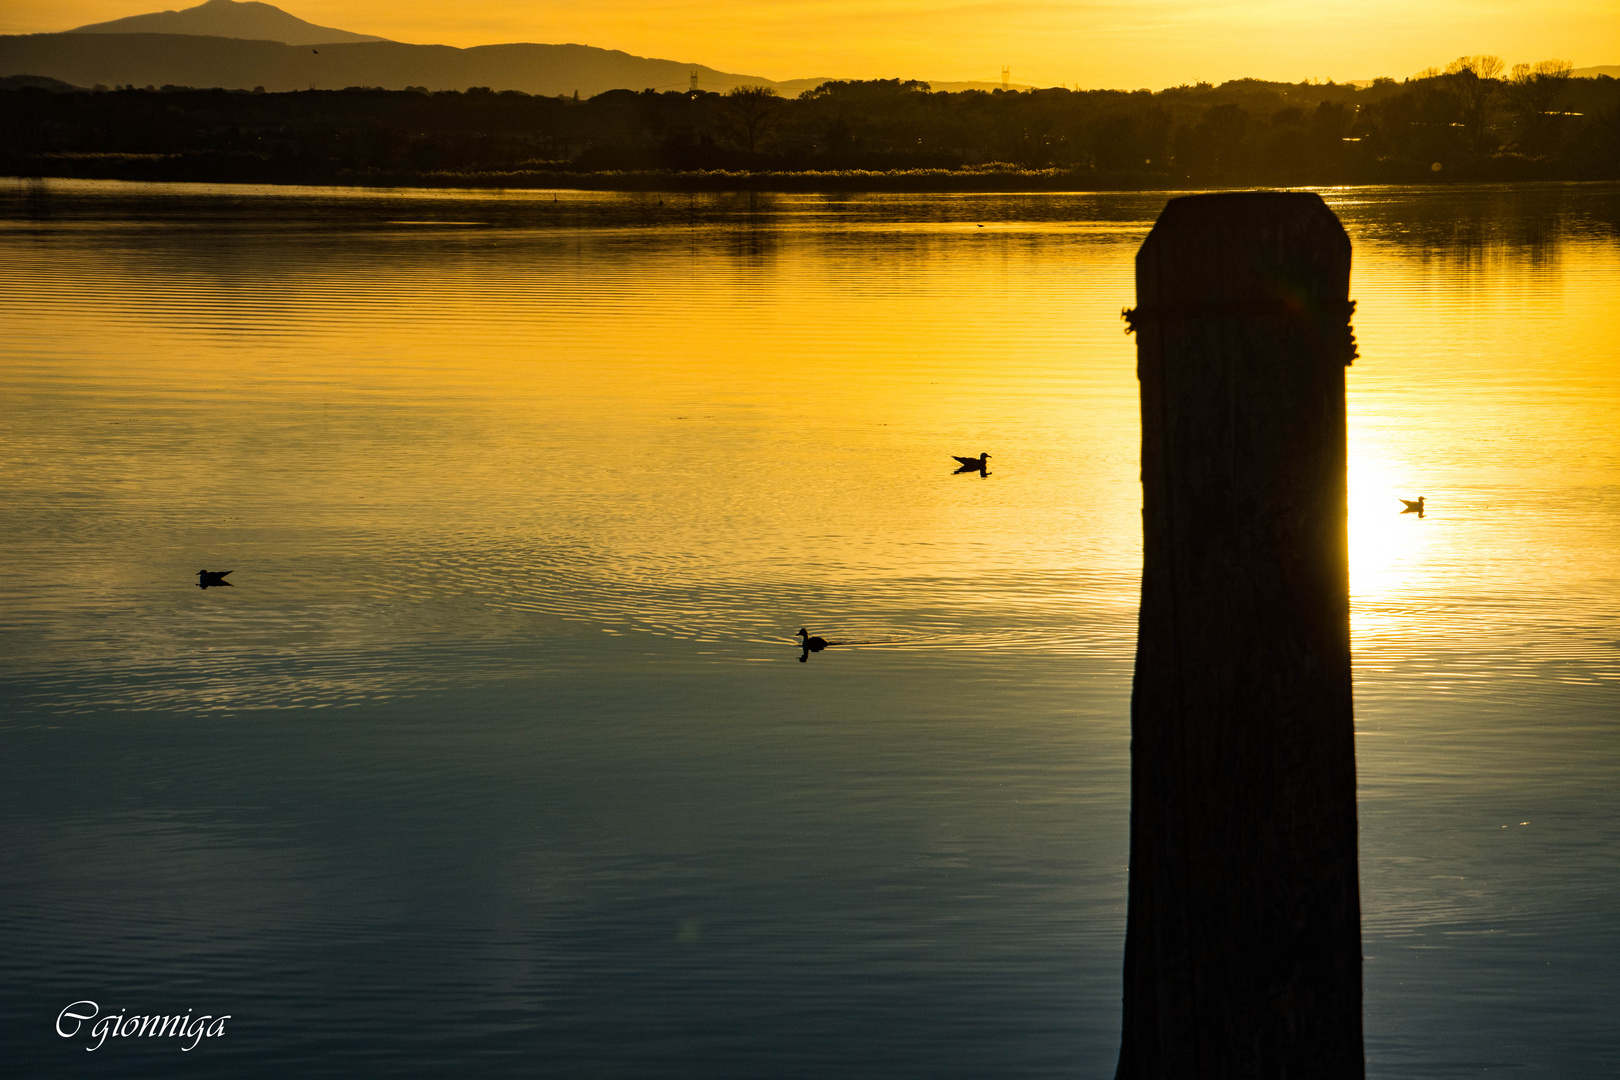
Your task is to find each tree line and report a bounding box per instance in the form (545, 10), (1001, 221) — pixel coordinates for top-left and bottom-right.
(3, 57), (1616, 188)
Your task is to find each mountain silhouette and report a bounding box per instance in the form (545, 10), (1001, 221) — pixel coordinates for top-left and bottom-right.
(0, 31), (812, 96)
(10, 0), (820, 97)
(6, 0), (1045, 97)
(69, 0), (386, 46)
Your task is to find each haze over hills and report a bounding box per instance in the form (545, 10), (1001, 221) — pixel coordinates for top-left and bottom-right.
(7, 0), (1609, 97)
(0, 33), (822, 97)
(0, 0), (812, 95)
(5, 0), (1020, 96)
(68, 0), (385, 45)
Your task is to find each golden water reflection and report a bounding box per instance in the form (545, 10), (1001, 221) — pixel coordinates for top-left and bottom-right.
(1345, 209), (1620, 693)
(0, 182), (1617, 713)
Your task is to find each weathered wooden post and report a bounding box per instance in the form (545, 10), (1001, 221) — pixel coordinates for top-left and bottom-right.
(1117, 192), (1363, 1079)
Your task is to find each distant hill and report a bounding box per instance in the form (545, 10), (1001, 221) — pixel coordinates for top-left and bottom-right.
(0, 72), (80, 91)
(69, 0), (385, 46)
(0, 33), (809, 97)
(1572, 65), (1619, 79)
(14, 1), (1005, 97)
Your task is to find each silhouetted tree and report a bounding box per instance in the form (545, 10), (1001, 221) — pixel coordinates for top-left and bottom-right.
(800, 79), (930, 102)
(1587, 105), (1620, 176)
(820, 116), (854, 158)
(1310, 100), (1350, 141)
(1445, 55), (1505, 150)
(1361, 78), (1467, 165)
(1506, 59), (1575, 153)
(719, 85), (782, 152)
(1175, 102), (1249, 177)
(1090, 108), (1170, 171)
(3, 66), (1615, 186)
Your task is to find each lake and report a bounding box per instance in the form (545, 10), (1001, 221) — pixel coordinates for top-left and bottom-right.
(1, 178), (1617, 1078)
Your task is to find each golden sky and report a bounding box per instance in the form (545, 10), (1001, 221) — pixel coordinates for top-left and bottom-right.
(7, 0), (1616, 87)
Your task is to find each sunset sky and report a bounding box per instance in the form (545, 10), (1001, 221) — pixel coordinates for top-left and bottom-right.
(6, 0), (1616, 88)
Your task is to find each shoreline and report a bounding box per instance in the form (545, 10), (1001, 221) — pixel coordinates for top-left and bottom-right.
(4, 158), (1599, 193)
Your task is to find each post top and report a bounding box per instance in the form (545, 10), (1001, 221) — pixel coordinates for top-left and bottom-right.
(1137, 191), (1350, 311)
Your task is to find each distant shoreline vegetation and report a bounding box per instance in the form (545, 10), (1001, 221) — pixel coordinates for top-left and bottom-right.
(4, 63), (1617, 191)
(10, 161), (1610, 193)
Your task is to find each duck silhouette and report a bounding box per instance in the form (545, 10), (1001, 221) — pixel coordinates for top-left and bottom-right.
(197, 569), (233, 588)
(796, 628), (828, 651)
(952, 452), (991, 474)
(796, 627), (832, 663)
(1399, 496), (1426, 517)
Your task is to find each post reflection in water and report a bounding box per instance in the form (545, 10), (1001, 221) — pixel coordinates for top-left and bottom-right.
(0, 180), (1617, 1079)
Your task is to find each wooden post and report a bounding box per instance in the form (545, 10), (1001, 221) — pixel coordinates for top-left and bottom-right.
(1117, 192), (1363, 1079)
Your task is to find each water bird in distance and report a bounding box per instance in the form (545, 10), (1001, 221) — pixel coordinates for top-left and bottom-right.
(796, 627), (837, 662)
(1399, 496), (1426, 517)
(197, 569), (233, 588)
(953, 452), (991, 474)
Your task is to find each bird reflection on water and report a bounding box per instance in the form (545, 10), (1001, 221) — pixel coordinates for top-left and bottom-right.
(796, 627), (830, 663)
(197, 569), (233, 588)
(952, 452), (991, 476)
(1400, 496), (1426, 518)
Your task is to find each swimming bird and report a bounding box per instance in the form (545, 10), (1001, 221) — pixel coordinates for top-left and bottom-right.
(952, 452), (990, 470)
(1400, 496), (1426, 516)
(197, 569), (233, 588)
(796, 628), (829, 651)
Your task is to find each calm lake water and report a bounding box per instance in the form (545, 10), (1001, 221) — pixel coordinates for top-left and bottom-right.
(2, 179), (1617, 1078)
